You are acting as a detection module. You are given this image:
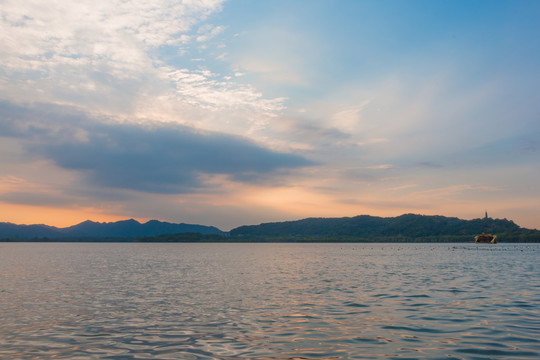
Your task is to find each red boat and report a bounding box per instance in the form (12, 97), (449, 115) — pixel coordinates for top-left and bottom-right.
(475, 233), (497, 244)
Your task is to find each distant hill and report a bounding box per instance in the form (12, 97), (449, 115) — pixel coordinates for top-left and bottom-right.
(2, 214), (539, 242)
(229, 214), (540, 242)
(0, 219), (224, 240)
(0, 222), (64, 239)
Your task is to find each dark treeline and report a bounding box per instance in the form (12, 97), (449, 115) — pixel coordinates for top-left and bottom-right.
(229, 214), (540, 243)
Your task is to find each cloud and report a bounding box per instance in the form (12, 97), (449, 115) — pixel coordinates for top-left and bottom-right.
(0, 190), (76, 207)
(0, 0), (285, 135)
(160, 67), (285, 113)
(331, 101), (372, 133)
(1, 0), (224, 65)
(196, 24), (226, 42)
(1, 101), (313, 193)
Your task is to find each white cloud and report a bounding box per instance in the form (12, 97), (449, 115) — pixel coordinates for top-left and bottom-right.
(196, 24), (226, 42)
(0, 0), (287, 137)
(0, 0), (224, 107)
(331, 100), (372, 133)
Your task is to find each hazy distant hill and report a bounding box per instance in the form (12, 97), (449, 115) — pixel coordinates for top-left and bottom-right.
(229, 214), (540, 242)
(0, 219), (224, 239)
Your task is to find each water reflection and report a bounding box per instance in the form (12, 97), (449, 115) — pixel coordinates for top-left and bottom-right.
(1, 243), (539, 359)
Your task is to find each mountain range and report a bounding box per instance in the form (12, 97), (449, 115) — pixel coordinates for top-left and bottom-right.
(1, 214), (539, 242)
(0, 219), (223, 239)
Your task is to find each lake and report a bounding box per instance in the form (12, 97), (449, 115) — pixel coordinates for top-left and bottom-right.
(1, 243), (539, 359)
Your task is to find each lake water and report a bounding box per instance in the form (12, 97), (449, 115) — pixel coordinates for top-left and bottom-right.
(1, 243), (539, 359)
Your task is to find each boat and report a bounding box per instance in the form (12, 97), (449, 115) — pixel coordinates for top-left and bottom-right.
(475, 233), (497, 244)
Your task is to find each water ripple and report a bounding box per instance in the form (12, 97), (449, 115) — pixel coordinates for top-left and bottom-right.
(1, 243), (540, 359)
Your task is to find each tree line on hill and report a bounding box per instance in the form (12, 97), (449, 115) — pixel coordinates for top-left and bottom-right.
(228, 214), (540, 242)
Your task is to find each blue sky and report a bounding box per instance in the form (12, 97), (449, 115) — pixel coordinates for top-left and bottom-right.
(1, 0), (539, 230)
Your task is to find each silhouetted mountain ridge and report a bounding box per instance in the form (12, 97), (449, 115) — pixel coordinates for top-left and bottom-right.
(0, 222), (62, 239)
(0, 219), (224, 239)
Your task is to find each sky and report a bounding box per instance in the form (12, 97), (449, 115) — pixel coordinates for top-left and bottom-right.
(1, 0), (539, 231)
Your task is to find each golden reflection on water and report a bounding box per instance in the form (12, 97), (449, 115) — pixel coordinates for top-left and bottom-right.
(1, 243), (540, 359)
